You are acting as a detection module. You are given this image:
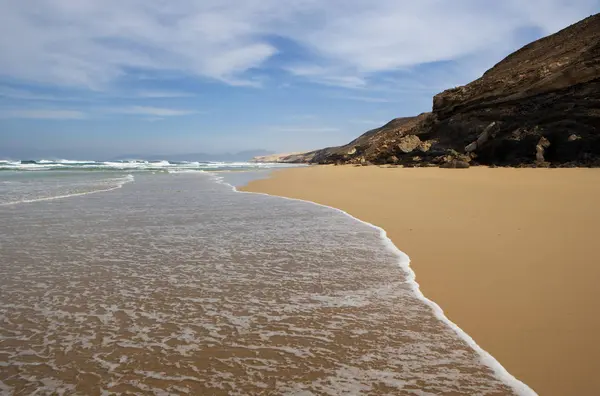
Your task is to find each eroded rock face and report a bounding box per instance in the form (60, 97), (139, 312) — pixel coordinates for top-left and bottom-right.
(309, 114), (433, 165)
(427, 13), (600, 167)
(397, 135), (422, 153)
(536, 137), (551, 164)
(465, 122), (497, 153)
(304, 14), (600, 167)
(418, 140), (433, 152)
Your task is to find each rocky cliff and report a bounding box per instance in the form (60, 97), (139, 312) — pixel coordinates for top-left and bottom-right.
(308, 13), (600, 168)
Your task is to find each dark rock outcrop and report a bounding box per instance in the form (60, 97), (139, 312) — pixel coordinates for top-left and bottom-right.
(307, 114), (434, 165)
(305, 13), (600, 168)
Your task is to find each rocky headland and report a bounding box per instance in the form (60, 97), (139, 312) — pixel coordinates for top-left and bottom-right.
(269, 14), (599, 168)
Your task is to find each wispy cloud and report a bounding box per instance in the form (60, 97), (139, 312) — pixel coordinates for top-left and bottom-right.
(0, 1), (278, 89)
(132, 90), (196, 99)
(0, 87), (82, 102)
(0, 86), (197, 102)
(0, 1), (596, 91)
(0, 105), (197, 120)
(108, 106), (197, 117)
(286, 65), (367, 89)
(0, 109), (86, 120)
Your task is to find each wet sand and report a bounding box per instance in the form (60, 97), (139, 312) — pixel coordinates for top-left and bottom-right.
(241, 165), (600, 396)
(1, 172), (523, 395)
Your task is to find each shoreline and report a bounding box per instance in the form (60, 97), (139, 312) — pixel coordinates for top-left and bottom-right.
(226, 174), (535, 395)
(241, 165), (600, 396)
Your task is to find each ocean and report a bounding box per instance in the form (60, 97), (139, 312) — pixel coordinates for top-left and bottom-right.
(0, 161), (533, 395)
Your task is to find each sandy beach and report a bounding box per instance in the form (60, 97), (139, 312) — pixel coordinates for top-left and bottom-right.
(242, 165), (600, 396)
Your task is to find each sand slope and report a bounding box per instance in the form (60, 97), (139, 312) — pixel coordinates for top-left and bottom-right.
(242, 166), (600, 396)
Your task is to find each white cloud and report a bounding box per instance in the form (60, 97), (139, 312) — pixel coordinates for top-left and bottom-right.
(0, 104), (196, 120)
(108, 106), (197, 116)
(286, 65), (367, 89)
(282, 0), (598, 86)
(0, 109), (86, 120)
(133, 90), (196, 99)
(0, 0), (278, 88)
(0, 0), (596, 90)
(0, 86), (195, 101)
(0, 87), (82, 101)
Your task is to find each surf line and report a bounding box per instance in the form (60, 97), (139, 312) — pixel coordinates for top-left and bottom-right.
(210, 171), (537, 396)
(0, 175), (135, 206)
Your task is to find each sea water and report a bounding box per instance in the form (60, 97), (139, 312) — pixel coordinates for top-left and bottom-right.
(0, 164), (534, 395)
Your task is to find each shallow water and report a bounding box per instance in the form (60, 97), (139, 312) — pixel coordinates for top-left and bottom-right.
(0, 171), (525, 395)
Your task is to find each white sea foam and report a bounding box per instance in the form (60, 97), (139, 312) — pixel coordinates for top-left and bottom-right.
(38, 159), (94, 164)
(151, 160), (171, 166)
(213, 172), (537, 396)
(167, 169), (207, 174)
(0, 174), (135, 206)
(0, 160), (303, 175)
(1, 170), (533, 394)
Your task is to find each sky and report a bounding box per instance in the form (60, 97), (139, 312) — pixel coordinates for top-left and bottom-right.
(0, 0), (598, 159)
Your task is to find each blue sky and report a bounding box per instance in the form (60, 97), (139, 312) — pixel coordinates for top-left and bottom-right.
(0, 0), (598, 159)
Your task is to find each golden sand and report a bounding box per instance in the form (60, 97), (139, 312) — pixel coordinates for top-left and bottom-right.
(241, 165), (600, 396)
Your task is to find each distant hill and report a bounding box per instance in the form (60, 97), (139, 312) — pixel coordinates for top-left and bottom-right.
(300, 13), (600, 168)
(251, 152), (309, 163)
(114, 150), (275, 162)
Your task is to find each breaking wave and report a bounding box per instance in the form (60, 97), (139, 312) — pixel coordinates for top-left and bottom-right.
(0, 159), (301, 172)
